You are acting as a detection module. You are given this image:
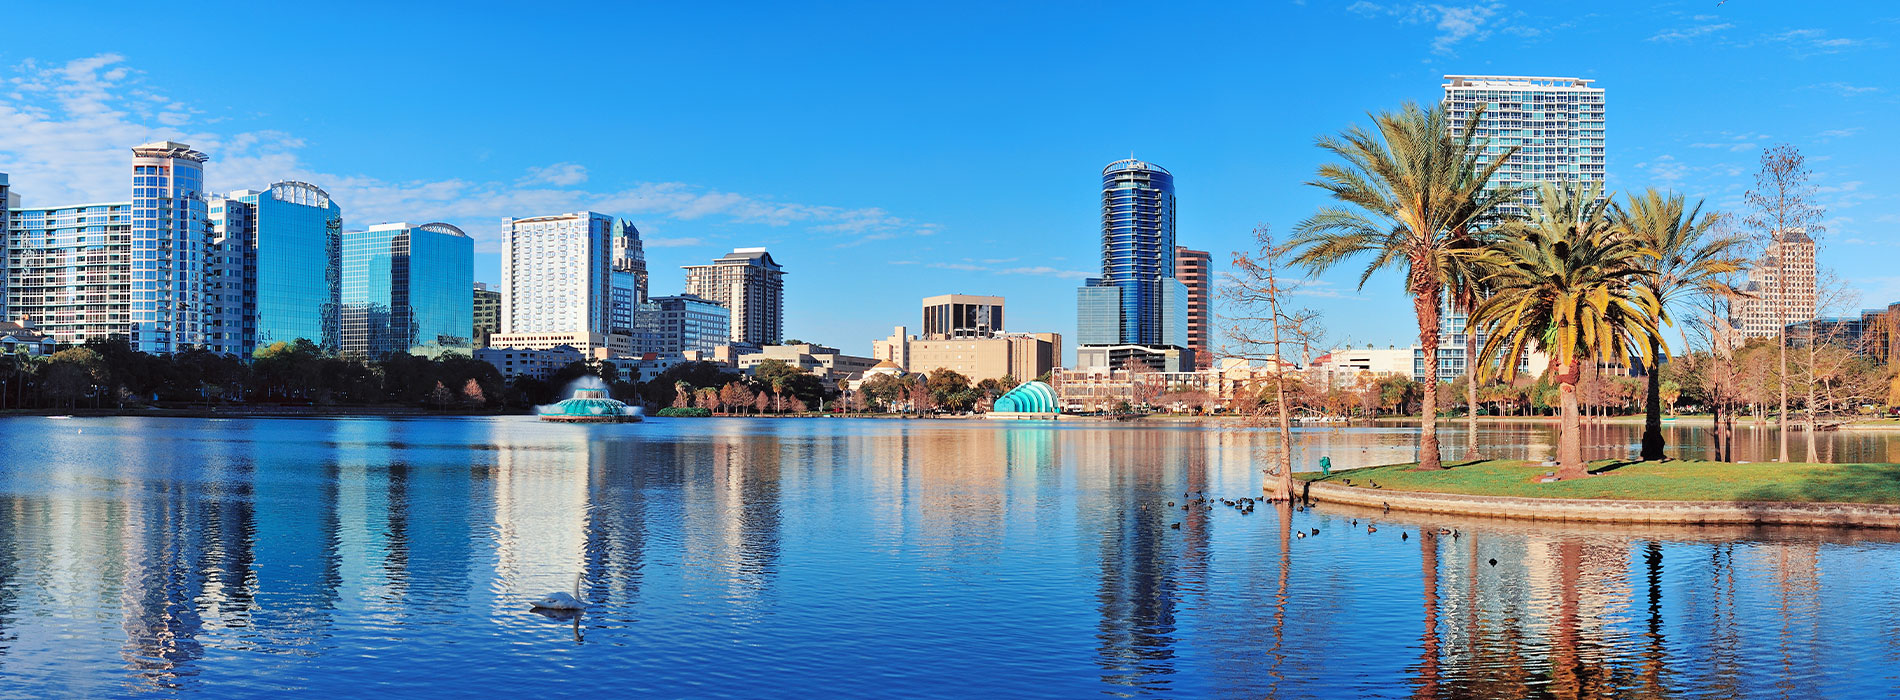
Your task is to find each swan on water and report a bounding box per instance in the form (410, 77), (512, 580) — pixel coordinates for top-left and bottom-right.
(532, 573), (586, 611)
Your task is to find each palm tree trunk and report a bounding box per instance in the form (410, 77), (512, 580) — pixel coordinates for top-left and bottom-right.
(1414, 287), (1444, 470)
(1465, 330), (1480, 460)
(1642, 335), (1664, 461)
(1557, 359), (1587, 479)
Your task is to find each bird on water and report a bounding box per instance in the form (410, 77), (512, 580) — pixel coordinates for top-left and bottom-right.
(533, 573), (587, 611)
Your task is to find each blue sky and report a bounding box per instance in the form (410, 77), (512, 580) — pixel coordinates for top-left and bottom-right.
(1, 2), (1894, 357)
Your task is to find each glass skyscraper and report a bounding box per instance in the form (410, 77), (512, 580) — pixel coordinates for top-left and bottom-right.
(1075, 158), (1189, 368)
(1442, 75), (1606, 217)
(206, 182), (343, 353)
(341, 222), (474, 358)
(130, 141), (211, 353)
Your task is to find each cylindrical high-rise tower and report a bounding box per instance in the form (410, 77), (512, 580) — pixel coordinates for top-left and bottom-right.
(1099, 158), (1176, 345)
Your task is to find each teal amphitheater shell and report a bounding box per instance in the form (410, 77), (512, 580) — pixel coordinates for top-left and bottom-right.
(992, 381), (1058, 413)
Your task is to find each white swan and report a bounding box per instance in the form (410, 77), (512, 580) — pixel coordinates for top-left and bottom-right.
(532, 573), (586, 611)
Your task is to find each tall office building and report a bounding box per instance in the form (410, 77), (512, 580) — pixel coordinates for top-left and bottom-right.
(129, 141), (212, 353)
(632, 294), (731, 355)
(1076, 159), (1190, 370)
(340, 222), (474, 358)
(612, 219), (647, 303)
(1733, 229), (1817, 339)
(206, 182), (344, 353)
(494, 211), (630, 354)
(683, 247), (785, 348)
(1174, 247), (1212, 369)
(1442, 75), (1606, 217)
(0, 173), (8, 318)
(921, 294), (1003, 339)
(4, 201), (134, 344)
(204, 195), (254, 356)
(473, 282), (501, 348)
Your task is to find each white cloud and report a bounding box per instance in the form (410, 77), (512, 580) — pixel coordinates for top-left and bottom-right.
(927, 262), (1091, 280)
(522, 162), (588, 186)
(0, 54), (939, 252)
(1648, 22), (1732, 42)
(1345, 2), (1506, 55)
(1809, 81), (1881, 97)
(1769, 28), (1882, 56)
(644, 236), (707, 248)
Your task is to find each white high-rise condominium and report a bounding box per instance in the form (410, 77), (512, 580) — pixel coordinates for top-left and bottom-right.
(1442, 75), (1606, 217)
(496, 211), (636, 355)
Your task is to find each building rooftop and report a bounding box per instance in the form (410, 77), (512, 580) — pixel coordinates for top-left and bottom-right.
(131, 141), (209, 162)
(1103, 158), (1170, 176)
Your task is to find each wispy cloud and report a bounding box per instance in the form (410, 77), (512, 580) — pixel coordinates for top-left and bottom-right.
(0, 54), (940, 254)
(521, 162), (588, 186)
(1808, 81), (1881, 97)
(644, 236), (707, 248)
(1648, 22), (1732, 42)
(927, 262), (1091, 280)
(1345, 2), (1506, 55)
(1768, 28), (1883, 56)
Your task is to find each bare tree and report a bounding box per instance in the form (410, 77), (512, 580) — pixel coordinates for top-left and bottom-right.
(1223, 225), (1327, 501)
(1744, 144), (1827, 462)
(1795, 271), (1867, 458)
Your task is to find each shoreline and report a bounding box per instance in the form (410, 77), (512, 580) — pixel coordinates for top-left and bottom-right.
(1302, 479), (1900, 528)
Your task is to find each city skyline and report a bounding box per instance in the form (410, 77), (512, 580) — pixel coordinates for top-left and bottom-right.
(0, 3), (1894, 351)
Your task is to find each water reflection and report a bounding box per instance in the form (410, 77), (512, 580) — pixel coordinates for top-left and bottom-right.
(0, 417), (1898, 697)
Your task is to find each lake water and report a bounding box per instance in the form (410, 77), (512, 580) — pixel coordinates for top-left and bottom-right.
(2, 416), (1897, 698)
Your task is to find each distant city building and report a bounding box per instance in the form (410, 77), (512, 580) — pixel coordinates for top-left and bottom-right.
(874, 325), (1061, 382)
(612, 219), (647, 303)
(496, 211), (630, 356)
(473, 282), (501, 348)
(921, 294), (1003, 339)
(1309, 345), (1413, 387)
(1075, 344), (1192, 373)
(0, 173), (8, 316)
(871, 325), (912, 369)
(130, 141), (213, 354)
(1733, 229), (1817, 340)
(1174, 247), (1213, 369)
(1442, 75), (1606, 217)
(5, 201), (133, 345)
(207, 181), (344, 353)
(632, 293), (730, 355)
(683, 247), (785, 348)
(1076, 159), (1190, 370)
(738, 342), (877, 389)
(475, 344), (585, 380)
(340, 222), (473, 358)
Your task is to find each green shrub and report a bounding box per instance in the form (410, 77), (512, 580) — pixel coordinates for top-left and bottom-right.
(655, 407), (712, 418)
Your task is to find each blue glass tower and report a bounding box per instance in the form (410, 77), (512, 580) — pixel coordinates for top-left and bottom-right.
(207, 182), (343, 353)
(1076, 159), (1189, 367)
(341, 222), (474, 358)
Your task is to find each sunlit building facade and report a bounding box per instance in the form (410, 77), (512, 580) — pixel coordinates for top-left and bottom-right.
(341, 222), (474, 358)
(1442, 75), (1606, 218)
(1174, 247), (1212, 369)
(130, 141), (212, 353)
(496, 211), (630, 355)
(682, 247), (785, 348)
(632, 293), (730, 356)
(3, 201), (134, 345)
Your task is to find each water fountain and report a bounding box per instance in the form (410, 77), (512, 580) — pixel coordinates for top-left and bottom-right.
(538, 377), (644, 423)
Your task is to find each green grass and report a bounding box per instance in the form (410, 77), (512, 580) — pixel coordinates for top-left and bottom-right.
(1297, 459), (1900, 504)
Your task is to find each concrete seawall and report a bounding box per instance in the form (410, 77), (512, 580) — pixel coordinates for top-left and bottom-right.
(1303, 481), (1900, 529)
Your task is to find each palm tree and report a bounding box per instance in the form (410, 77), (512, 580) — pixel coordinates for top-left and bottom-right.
(1469, 183), (1661, 480)
(1290, 101), (1520, 470)
(1614, 190), (1747, 461)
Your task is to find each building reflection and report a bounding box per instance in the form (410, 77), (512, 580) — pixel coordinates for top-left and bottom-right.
(681, 424), (783, 601)
(1087, 428), (1209, 693)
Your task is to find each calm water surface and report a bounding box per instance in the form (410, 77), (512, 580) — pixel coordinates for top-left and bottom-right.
(1, 416), (1897, 698)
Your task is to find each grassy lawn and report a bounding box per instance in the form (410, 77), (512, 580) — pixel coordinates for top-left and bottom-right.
(1298, 459), (1900, 504)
